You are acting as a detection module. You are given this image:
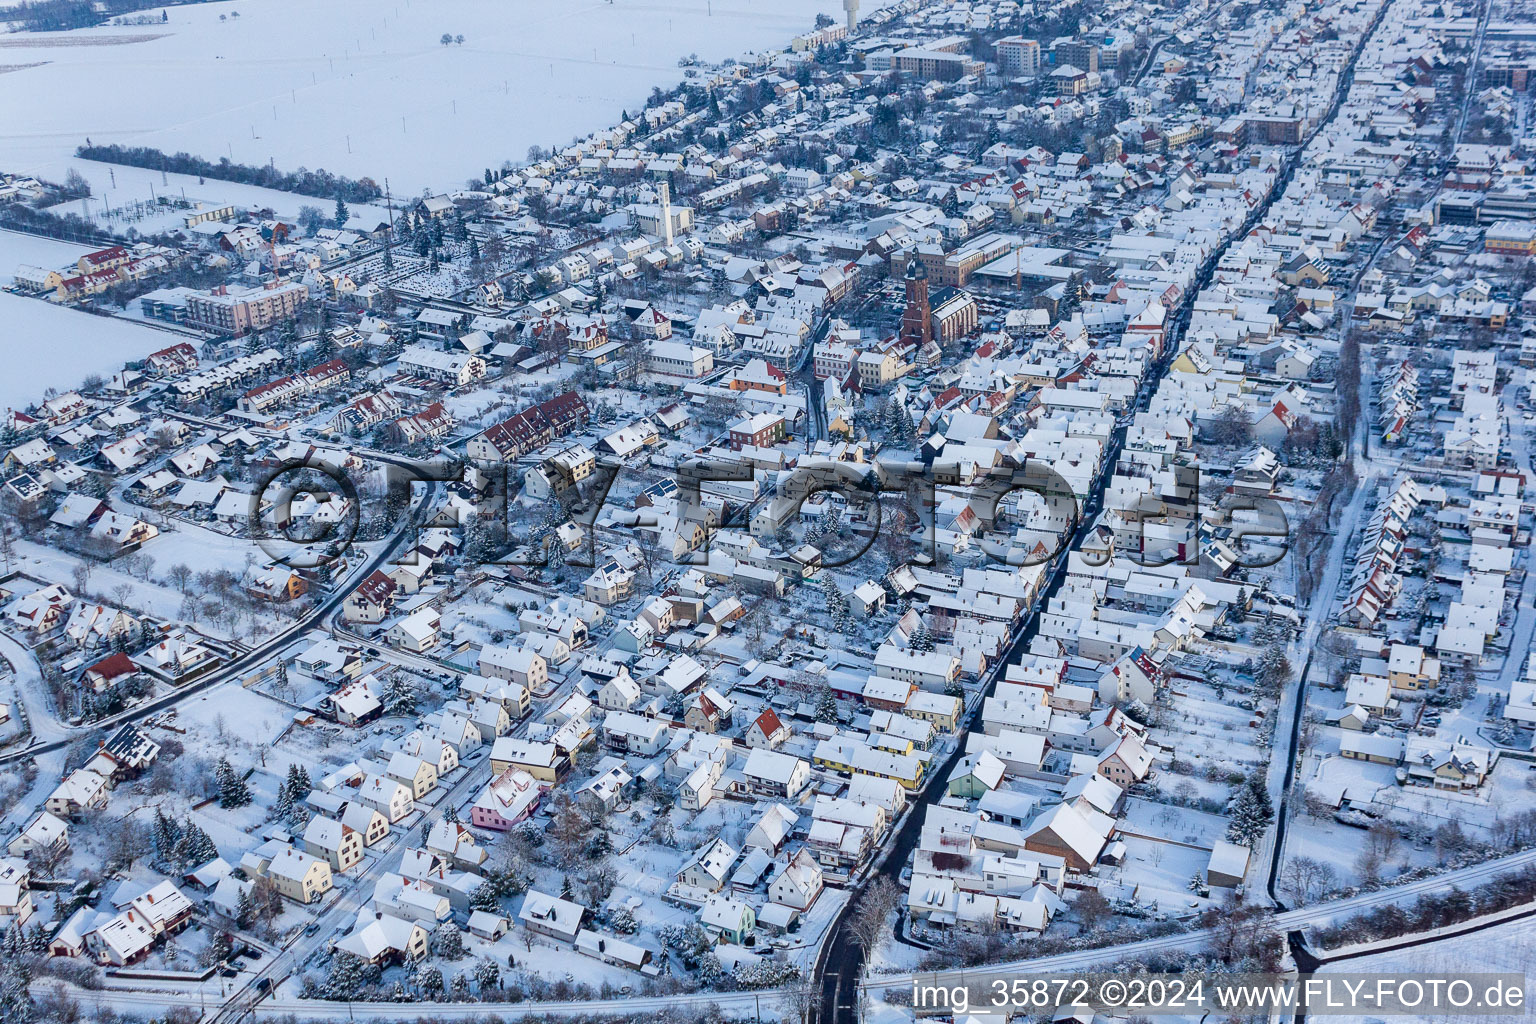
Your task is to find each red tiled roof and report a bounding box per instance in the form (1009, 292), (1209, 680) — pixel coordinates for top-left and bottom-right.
(86, 652), (137, 682)
(753, 708), (784, 738)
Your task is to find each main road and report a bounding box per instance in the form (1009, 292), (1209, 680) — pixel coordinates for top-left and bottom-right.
(817, 0), (1402, 1017)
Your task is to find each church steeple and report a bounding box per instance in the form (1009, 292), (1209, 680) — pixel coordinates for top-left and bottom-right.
(900, 258), (931, 348)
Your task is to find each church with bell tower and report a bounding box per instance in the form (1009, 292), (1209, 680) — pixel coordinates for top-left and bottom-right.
(899, 258), (932, 349)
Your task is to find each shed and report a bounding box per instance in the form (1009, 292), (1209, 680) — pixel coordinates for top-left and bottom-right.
(1206, 840), (1250, 888)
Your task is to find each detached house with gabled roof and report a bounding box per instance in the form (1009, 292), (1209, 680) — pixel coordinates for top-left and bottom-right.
(684, 688), (734, 733)
(768, 849), (824, 912)
(387, 607), (441, 653)
(0, 857), (34, 929)
(698, 893), (755, 944)
(335, 908), (429, 965)
(266, 846), (333, 904)
(385, 751), (438, 799)
(602, 711), (668, 756)
(9, 811), (68, 859)
(596, 671), (642, 712)
(1021, 802), (1111, 874)
(133, 632), (218, 684)
(744, 708), (790, 749)
(1404, 738), (1493, 791)
(459, 673), (531, 718)
(86, 723), (161, 783)
(3, 438), (56, 474)
(339, 801), (390, 847)
(245, 564), (308, 602)
(744, 803), (798, 854)
(343, 570), (398, 624)
(489, 737), (565, 783)
(88, 510), (159, 551)
(80, 651), (140, 693)
(479, 645), (549, 690)
(326, 674), (383, 726)
(742, 748), (811, 799)
(427, 819), (488, 870)
(472, 767), (541, 831)
(303, 816), (365, 873)
(46, 768), (109, 818)
(357, 774), (415, 822)
(678, 837), (738, 893)
(874, 643), (962, 691)
(1096, 733), (1153, 786)
(519, 889), (587, 944)
(5, 583), (73, 638)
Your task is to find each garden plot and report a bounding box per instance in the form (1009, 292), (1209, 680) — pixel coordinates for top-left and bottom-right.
(1153, 676), (1271, 772)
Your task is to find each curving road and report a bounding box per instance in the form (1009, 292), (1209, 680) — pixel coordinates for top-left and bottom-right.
(0, 472), (436, 766)
(0, 629), (70, 747)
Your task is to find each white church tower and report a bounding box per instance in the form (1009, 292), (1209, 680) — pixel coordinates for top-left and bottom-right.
(659, 181), (674, 246)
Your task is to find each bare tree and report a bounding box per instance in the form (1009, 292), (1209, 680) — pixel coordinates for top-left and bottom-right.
(848, 876), (902, 952)
(27, 839), (68, 879)
(0, 518), (14, 573)
(785, 978), (820, 1024)
(1365, 820), (1400, 864)
(1354, 847), (1383, 887)
(1280, 855), (1337, 904)
(1075, 887), (1112, 930)
(1204, 891), (1283, 969)
(1209, 405), (1253, 447)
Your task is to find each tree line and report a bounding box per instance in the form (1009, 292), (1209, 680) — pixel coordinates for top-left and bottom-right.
(0, 201), (109, 245)
(1314, 865), (1536, 949)
(9, 0), (189, 32)
(75, 143), (383, 203)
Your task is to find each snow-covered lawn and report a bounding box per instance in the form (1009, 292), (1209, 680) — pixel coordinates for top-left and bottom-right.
(1122, 796), (1228, 848)
(0, 291), (174, 410)
(167, 682), (302, 852)
(0, 0), (893, 195)
(1111, 836), (1217, 916)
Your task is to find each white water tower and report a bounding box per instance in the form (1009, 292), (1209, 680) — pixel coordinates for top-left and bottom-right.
(844, 0), (859, 31)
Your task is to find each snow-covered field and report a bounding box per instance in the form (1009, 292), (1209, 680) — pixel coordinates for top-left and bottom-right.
(0, 227), (93, 281)
(0, 0), (890, 196)
(0, 290), (175, 409)
(1316, 915), (1536, 1024)
(37, 160), (395, 238)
